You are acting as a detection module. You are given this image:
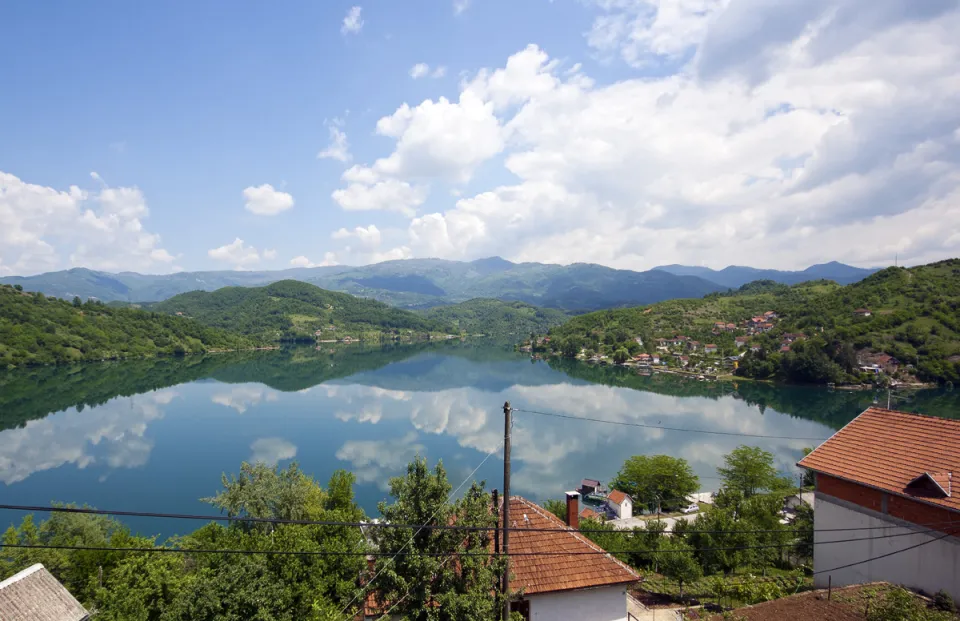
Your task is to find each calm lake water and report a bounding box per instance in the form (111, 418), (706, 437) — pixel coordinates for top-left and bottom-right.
(2, 341), (958, 538)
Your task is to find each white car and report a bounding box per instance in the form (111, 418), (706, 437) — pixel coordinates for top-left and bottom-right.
(682, 503), (700, 514)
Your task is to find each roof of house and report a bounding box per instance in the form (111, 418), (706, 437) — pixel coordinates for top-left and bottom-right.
(0, 564), (88, 621)
(705, 344), (717, 348)
(581, 478), (601, 488)
(735, 336), (749, 342)
(607, 490), (631, 505)
(798, 407), (960, 513)
(580, 508), (601, 520)
(498, 497), (640, 595)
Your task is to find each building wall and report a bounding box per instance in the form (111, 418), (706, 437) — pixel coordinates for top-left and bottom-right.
(813, 493), (960, 601)
(525, 585), (629, 621)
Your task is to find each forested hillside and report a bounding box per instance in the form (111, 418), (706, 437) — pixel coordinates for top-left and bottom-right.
(0, 284), (253, 368)
(420, 299), (568, 336)
(545, 259), (960, 384)
(150, 280), (452, 342)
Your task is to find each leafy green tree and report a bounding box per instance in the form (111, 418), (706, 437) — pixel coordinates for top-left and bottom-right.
(717, 446), (785, 498)
(657, 537), (702, 600)
(613, 347), (630, 364)
(543, 499), (567, 520)
(371, 457), (502, 621)
(611, 455), (700, 513)
(13, 284), (22, 291)
(72, 296), (83, 307)
(560, 337), (581, 358)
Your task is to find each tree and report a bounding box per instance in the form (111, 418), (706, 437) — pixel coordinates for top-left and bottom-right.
(657, 537), (702, 600)
(717, 446), (784, 498)
(613, 347), (630, 364)
(560, 337), (580, 358)
(543, 499), (566, 521)
(13, 284), (22, 292)
(371, 457), (502, 621)
(73, 296), (83, 307)
(611, 455), (700, 513)
(800, 448), (815, 488)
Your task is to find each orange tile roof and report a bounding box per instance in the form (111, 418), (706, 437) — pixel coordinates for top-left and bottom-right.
(499, 497), (640, 595)
(798, 407), (960, 513)
(580, 508), (600, 520)
(607, 490), (630, 505)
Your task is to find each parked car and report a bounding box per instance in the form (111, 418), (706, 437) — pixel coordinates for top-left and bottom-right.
(682, 503), (699, 514)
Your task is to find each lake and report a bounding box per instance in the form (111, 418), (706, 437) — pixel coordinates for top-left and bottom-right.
(2, 341), (958, 538)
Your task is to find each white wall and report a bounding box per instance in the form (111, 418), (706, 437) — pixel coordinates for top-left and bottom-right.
(813, 494), (960, 601)
(526, 585), (629, 621)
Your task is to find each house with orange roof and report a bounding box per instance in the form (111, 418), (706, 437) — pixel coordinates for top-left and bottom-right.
(498, 493), (641, 620)
(798, 407), (960, 601)
(605, 490), (633, 520)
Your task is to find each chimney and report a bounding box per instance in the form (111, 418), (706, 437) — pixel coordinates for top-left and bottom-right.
(565, 491), (580, 529)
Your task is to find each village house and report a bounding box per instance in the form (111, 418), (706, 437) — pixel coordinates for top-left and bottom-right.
(726, 322), (736, 331)
(750, 345), (763, 353)
(735, 336), (749, 348)
(650, 353), (660, 364)
(0, 564), (89, 621)
(713, 322), (726, 332)
(679, 355), (690, 367)
(763, 311), (778, 319)
(687, 340), (701, 351)
(499, 494), (641, 620)
(704, 344), (718, 354)
(580, 507), (602, 521)
(854, 308), (872, 317)
(781, 332), (806, 344)
(780, 345), (791, 353)
(579, 478), (606, 497)
(605, 490), (633, 520)
(798, 408), (960, 602)
(632, 353), (652, 364)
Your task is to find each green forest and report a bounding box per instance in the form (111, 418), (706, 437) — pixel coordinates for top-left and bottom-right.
(0, 285), (254, 369)
(149, 280), (453, 342)
(544, 259), (960, 384)
(420, 298), (568, 336)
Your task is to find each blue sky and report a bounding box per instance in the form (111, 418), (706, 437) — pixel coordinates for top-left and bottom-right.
(2, 0), (959, 275)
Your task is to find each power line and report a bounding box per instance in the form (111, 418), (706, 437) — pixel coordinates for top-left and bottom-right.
(812, 528), (959, 575)
(512, 407), (830, 441)
(336, 437), (506, 621)
(2, 527), (948, 559)
(4, 502), (960, 536)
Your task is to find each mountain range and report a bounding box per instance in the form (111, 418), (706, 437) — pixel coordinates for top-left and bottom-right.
(0, 258), (878, 312)
(653, 261), (877, 288)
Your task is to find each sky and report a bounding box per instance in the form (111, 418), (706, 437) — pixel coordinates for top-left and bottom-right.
(2, 0), (960, 276)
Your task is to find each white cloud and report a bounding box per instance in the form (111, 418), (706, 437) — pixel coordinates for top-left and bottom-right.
(410, 63), (430, 79)
(263, 248), (277, 260)
(334, 6), (960, 270)
(208, 238), (267, 270)
(211, 385), (279, 413)
(317, 119), (351, 162)
(0, 171), (176, 276)
(250, 437), (297, 465)
(342, 6), (363, 35)
(331, 224), (382, 248)
(332, 178), (428, 216)
(290, 252), (338, 268)
(410, 63), (447, 79)
(243, 184), (294, 216)
(454, 0), (471, 14)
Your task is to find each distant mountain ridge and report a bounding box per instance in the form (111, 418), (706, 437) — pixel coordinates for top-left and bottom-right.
(0, 258), (875, 312)
(653, 261), (878, 288)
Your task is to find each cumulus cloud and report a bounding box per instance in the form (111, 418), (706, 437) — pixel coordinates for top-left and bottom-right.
(332, 178), (428, 216)
(290, 252), (338, 268)
(331, 224), (382, 248)
(335, 431), (425, 490)
(329, 5), (960, 270)
(207, 238), (270, 269)
(410, 63), (447, 79)
(0, 171), (176, 276)
(341, 6), (363, 34)
(243, 184), (294, 216)
(453, 0), (471, 14)
(250, 437), (297, 465)
(317, 118), (351, 162)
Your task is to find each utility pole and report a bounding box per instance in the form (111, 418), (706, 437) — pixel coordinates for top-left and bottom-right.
(502, 401), (512, 621)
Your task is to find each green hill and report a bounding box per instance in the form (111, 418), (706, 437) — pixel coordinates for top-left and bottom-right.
(420, 299), (569, 336)
(0, 284), (253, 368)
(149, 280), (452, 342)
(545, 259), (960, 384)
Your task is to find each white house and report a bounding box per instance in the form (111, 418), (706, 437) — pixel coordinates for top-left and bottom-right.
(606, 490), (633, 520)
(799, 407), (960, 602)
(503, 493), (641, 620)
(363, 493), (640, 621)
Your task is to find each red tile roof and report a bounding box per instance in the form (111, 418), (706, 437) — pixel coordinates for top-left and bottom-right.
(798, 407), (960, 514)
(607, 490), (630, 505)
(580, 508), (601, 520)
(498, 497), (640, 595)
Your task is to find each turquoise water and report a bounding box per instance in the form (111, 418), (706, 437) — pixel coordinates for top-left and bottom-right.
(1, 341), (956, 537)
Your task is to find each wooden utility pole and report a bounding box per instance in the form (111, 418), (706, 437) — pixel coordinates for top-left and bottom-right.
(502, 401), (512, 621)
